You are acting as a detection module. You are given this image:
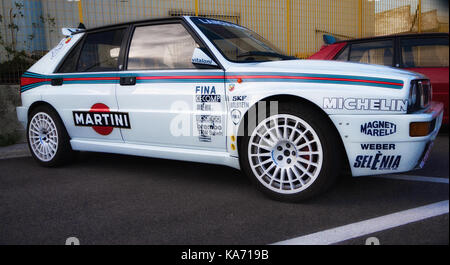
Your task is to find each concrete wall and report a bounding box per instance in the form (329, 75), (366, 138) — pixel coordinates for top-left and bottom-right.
(0, 85), (25, 146)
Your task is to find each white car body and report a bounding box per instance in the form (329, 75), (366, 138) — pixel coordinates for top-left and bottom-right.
(17, 16), (443, 178)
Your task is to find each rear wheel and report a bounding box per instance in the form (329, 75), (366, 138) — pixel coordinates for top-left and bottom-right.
(27, 106), (73, 167)
(240, 102), (341, 202)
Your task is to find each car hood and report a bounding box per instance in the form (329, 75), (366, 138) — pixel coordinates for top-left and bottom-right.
(227, 59), (425, 80)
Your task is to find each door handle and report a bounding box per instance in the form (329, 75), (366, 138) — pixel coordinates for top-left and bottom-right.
(51, 78), (63, 86)
(120, 76), (136, 86)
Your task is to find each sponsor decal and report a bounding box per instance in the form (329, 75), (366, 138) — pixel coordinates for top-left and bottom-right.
(228, 84), (235, 92)
(360, 121), (397, 136)
(73, 103), (130, 135)
(230, 95), (250, 109)
(195, 86), (221, 102)
(196, 103), (212, 111)
(194, 85), (223, 142)
(232, 95), (247, 101)
(323, 97), (408, 112)
(196, 115), (223, 142)
(361, 143), (396, 150)
(65, 37), (72, 44)
(196, 18), (245, 30)
(50, 41), (65, 59)
(353, 152), (401, 170)
(192, 57), (214, 65)
(231, 109), (242, 125)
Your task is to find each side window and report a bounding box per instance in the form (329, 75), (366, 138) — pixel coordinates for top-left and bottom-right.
(77, 28), (126, 72)
(57, 37), (84, 73)
(127, 23), (198, 70)
(335, 45), (349, 61)
(348, 40), (394, 66)
(401, 37), (449, 67)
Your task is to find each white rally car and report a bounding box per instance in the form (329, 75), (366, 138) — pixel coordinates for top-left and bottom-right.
(17, 17), (443, 201)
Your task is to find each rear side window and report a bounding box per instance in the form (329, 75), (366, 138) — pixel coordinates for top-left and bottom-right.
(57, 37), (83, 73)
(401, 37), (449, 67)
(77, 28), (126, 72)
(335, 45), (349, 61)
(127, 23), (198, 70)
(348, 40), (394, 66)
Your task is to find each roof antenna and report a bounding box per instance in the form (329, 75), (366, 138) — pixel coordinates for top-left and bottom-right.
(78, 22), (86, 29)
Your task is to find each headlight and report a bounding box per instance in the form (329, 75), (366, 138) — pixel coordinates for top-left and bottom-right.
(408, 79), (432, 112)
(418, 80), (432, 108)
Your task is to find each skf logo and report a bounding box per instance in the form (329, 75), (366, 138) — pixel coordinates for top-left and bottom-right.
(360, 121), (397, 136)
(73, 103), (130, 135)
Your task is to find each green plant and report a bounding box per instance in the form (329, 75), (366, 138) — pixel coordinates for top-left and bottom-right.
(0, 1), (56, 83)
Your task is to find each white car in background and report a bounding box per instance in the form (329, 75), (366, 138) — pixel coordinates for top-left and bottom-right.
(16, 17), (443, 201)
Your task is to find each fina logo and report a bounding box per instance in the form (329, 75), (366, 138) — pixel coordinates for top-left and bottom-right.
(360, 121), (397, 136)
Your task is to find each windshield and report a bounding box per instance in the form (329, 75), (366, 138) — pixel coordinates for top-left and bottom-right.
(191, 17), (295, 63)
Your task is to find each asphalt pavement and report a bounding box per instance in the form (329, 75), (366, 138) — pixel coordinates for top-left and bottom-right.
(0, 133), (448, 245)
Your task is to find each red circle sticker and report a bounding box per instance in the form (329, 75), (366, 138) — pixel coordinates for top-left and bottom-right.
(90, 103), (113, 135)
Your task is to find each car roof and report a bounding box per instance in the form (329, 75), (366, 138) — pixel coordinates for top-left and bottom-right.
(335, 32), (449, 44)
(73, 16), (189, 34)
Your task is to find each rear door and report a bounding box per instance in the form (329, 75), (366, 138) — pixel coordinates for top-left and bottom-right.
(116, 21), (227, 150)
(51, 27), (129, 141)
(399, 35), (449, 123)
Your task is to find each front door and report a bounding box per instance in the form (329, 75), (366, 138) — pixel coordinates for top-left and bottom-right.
(116, 22), (227, 151)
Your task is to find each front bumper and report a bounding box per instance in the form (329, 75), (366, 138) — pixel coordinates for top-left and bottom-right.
(330, 102), (444, 177)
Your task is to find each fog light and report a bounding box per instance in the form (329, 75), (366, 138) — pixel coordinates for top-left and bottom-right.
(410, 122), (431, 137)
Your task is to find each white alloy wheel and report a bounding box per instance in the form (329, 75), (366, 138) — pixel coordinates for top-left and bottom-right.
(28, 112), (59, 162)
(248, 114), (323, 194)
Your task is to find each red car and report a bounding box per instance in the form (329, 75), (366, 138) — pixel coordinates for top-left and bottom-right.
(309, 33), (449, 124)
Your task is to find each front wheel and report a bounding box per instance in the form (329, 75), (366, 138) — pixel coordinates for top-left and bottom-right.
(240, 103), (342, 202)
(27, 105), (73, 167)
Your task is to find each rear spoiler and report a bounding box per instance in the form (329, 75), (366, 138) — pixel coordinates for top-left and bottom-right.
(61, 23), (86, 36)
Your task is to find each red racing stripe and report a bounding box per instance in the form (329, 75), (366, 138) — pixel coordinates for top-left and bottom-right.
(225, 75), (403, 86)
(21, 77), (50, 87)
(136, 75), (223, 80)
(63, 77), (120, 81)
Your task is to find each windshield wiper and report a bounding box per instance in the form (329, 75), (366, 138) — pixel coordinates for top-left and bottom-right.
(236, 51), (296, 60)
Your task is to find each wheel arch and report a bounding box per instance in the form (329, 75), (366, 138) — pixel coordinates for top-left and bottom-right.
(27, 101), (71, 139)
(236, 94), (350, 175)
(28, 101), (59, 119)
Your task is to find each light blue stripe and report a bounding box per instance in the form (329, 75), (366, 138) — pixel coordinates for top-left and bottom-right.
(226, 78), (401, 89)
(121, 72), (223, 77)
(226, 72), (404, 85)
(136, 79), (224, 83)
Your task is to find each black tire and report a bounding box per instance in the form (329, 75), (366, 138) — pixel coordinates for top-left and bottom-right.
(27, 105), (73, 167)
(239, 101), (342, 202)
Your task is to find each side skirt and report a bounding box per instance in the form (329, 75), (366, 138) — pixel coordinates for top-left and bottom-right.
(70, 138), (240, 170)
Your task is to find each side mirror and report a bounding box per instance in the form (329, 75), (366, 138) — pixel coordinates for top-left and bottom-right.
(191, 48), (218, 67)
